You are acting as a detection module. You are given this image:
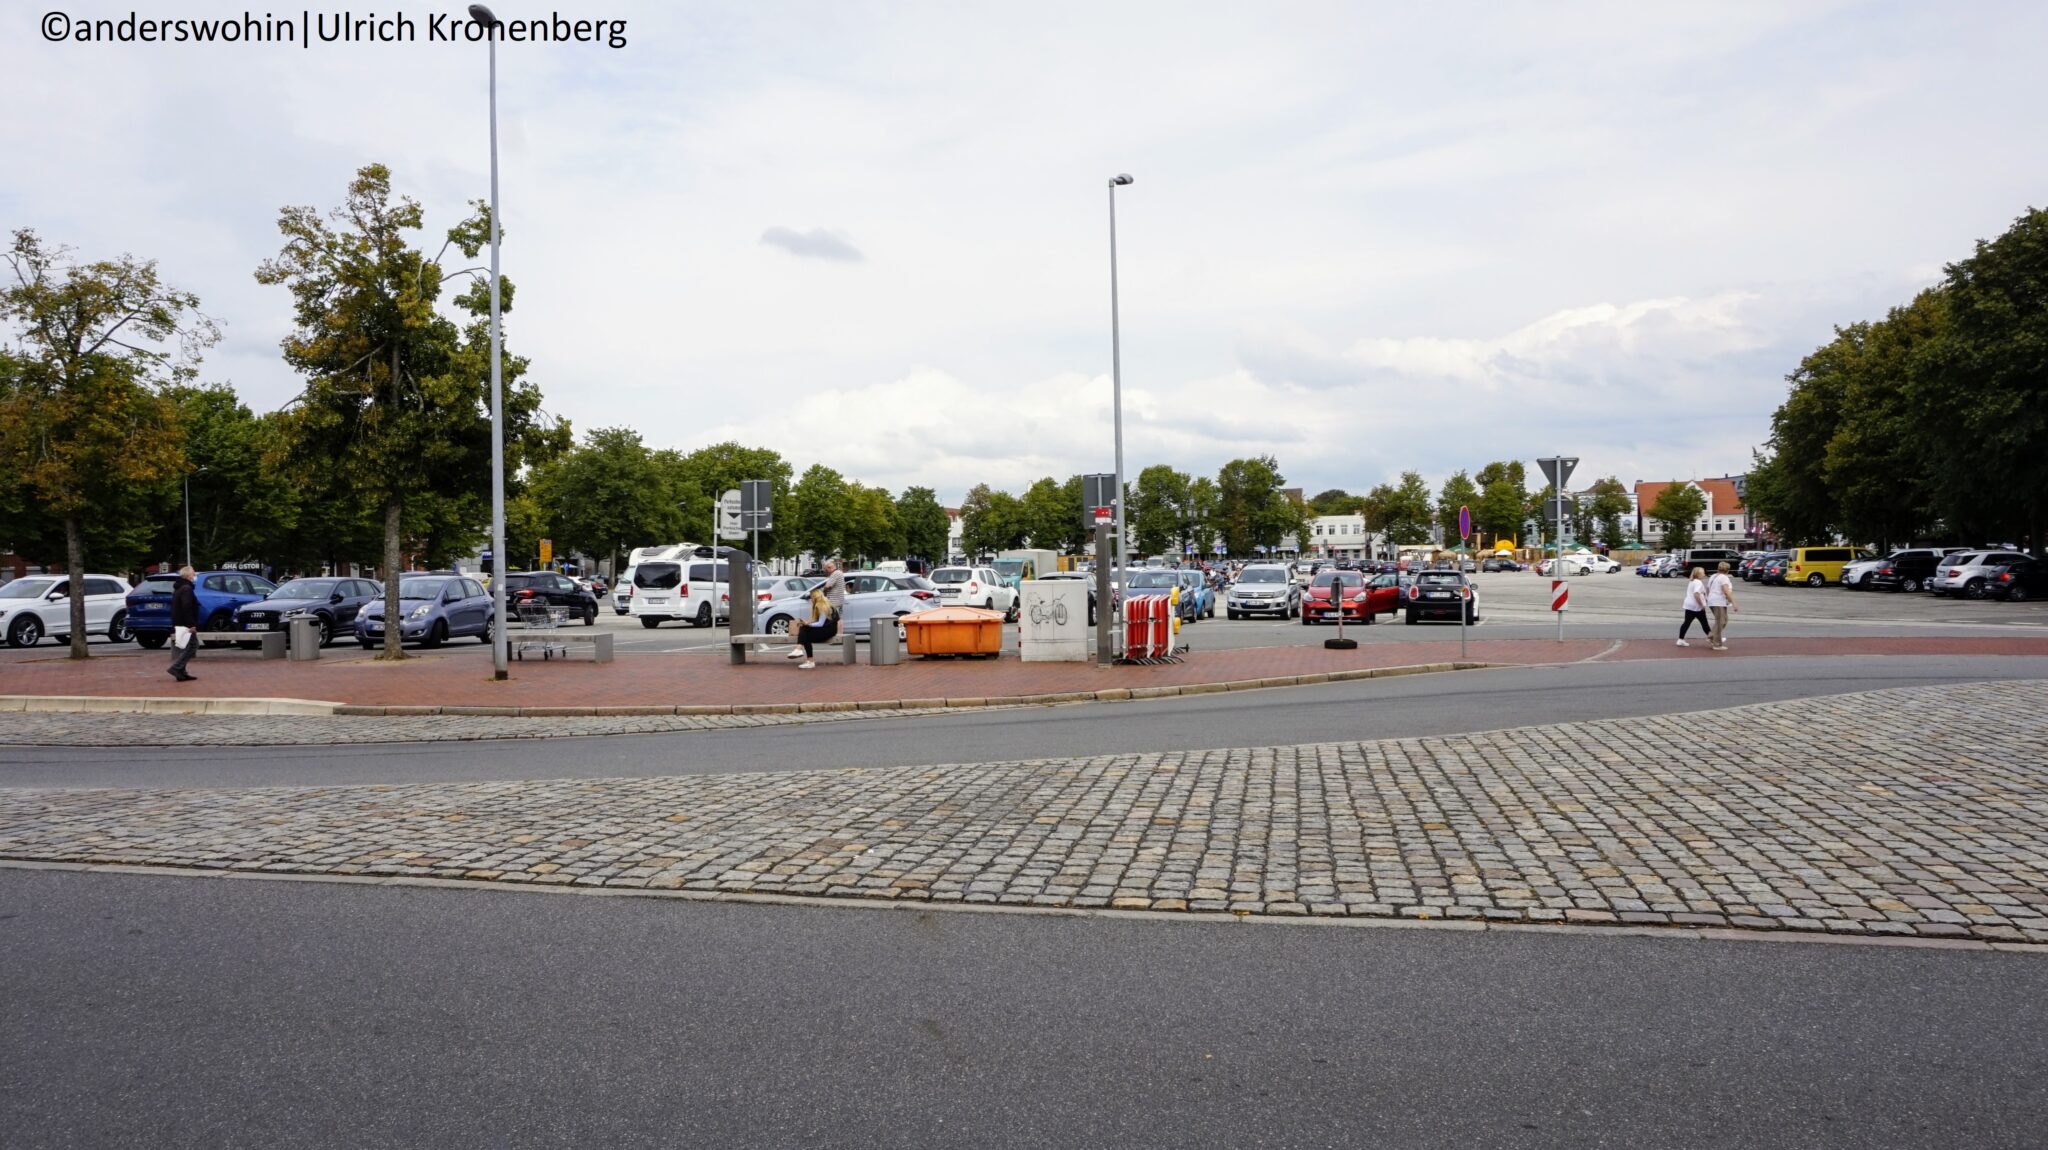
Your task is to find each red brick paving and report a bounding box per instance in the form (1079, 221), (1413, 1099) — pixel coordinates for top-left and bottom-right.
(3, 634), (2045, 708)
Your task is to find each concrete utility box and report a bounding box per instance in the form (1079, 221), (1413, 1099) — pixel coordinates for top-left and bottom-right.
(287, 616), (321, 661)
(1019, 579), (1089, 662)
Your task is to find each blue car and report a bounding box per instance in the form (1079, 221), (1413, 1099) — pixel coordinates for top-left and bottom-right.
(355, 573), (495, 648)
(126, 569), (278, 649)
(234, 576), (382, 648)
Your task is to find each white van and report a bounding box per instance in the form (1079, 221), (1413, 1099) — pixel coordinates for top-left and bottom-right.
(612, 565), (636, 615)
(630, 557), (731, 628)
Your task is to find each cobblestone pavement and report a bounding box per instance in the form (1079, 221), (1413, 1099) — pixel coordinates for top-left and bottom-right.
(4, 680), (2048, 942)
(0, 704), (1028, 747)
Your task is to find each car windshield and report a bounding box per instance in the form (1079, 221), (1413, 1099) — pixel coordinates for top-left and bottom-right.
(1238, 569), (1286, 583)
(274, 579), (340, 599)
(991, 560), (1026, 578)
(397, 578), (455, 600)
(1311, 572), (1360, 588)
(1416, 573), (1465, 586)
(0, 578), (57, 599)
(1128, 572), (1177, 588)
(930, 569), (971, 584)
(634, 562), (683, 589)
(136, 576), (181, 595)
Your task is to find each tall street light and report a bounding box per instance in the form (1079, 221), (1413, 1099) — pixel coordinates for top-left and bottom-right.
(468, 3), (510, 680)
(183, 466), (210, 569)
(1107, 173), (1133, 595)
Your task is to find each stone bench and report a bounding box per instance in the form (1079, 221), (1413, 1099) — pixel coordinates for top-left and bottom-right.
(728, 629), (862, 665)
(510, 630), (613, 663)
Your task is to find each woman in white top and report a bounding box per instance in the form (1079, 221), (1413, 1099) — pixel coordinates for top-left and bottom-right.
(1705, 561), (1739, 649)
(1678, 567), (1712, 647)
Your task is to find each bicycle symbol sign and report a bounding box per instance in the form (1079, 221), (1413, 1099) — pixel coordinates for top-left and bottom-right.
(1028, 600), (1071, 627)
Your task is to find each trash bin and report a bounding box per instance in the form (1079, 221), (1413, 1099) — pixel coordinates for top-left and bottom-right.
(901, 607), (1004, 658)
(287, 616), (322, 661)
(868, 617), (903, 665)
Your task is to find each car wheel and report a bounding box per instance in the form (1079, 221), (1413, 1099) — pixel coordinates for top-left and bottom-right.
(1807, 573), (1826, 587)
(479, 617), (494, 644)
(1404, 611), (1417, 625)
(1901, 578), (1921, 593)
(1964, 579), (1986, 601)
(6, 615), (42, 648)
(1227, 610), (1240, 620)
(1301, 614), (1313, 626)
(421, 620), (447, 649)
(2010, 585), (2033, 603)
(583, 604), (596, 626)
(694, 602), (713, 629)
(640, 617), (662, 629)
(317, 616), (335, 647)
(136, 632), (168, 650)
(106, 610), (131, 644)
(766, 614), (795, 637)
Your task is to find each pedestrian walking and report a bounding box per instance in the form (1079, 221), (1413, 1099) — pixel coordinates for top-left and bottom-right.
(1706, 560), (1738, 650)
(167, 564), (200, 682)
(787, 558), (844, 670)
(1677, 567), (1712, 647)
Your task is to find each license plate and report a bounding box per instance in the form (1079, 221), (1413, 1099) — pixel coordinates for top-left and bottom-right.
(1427, 591), (1448, 599)
(645, 597), (668, 604)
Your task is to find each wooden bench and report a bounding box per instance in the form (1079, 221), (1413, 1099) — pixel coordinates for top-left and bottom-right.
(509, 630), (613, 662)
(728, 630), (861, 665)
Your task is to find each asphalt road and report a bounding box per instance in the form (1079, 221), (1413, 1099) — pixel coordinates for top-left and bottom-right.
(10, 655), (2048, 788)
(4, 869), (2043, 1150)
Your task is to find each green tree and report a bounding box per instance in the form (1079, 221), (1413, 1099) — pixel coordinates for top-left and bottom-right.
(1823, 293), (1944, 549)
(146, 385), (304, 571)
(257, 164), (560, 657)
(896, 486), (950, 563)
(1130, 465), (1190, 557)
(0, 229), (209, 657)
(528, 427), (687, 578)
(1648, 483), (1707, 550)
(784, 463), (849, 560)
(1474, 461), (1527, 546)
(1307, 488), (1356, 515)
(663, 441), (794, 559)
(840, 483), (902, 564)
(1018, 476), (1075, 553)
(1378, 471), (1435, 544)
(1215, 456), (1299, 556)
(1586, 477), (1634, 547)
(1437, 470), (1481, 543)
(1184, 476), (1220, 557)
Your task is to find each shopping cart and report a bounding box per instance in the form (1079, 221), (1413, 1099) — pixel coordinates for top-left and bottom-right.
(512, 603), (574, 660)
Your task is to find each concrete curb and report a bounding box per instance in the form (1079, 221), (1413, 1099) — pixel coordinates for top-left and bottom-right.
(4, 858), (2038, 955)
(0, 662), (1498, 719)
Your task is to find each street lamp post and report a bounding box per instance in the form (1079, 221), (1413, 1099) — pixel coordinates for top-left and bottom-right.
(183, 466), (210, 569)
(469, 3), (510, 680)
(1107, 173), (1133, 600)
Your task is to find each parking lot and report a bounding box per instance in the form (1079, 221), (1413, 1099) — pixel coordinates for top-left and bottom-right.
(6, 567), (2044, 670)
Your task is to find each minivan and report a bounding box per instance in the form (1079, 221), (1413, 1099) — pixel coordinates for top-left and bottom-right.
(1784, 546), (1861, 587)
(630, 559), (732, 628)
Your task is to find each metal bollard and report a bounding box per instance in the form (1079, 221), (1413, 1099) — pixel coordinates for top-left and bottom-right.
(868, 618), (902, 665)
(287, 616), (322, 661)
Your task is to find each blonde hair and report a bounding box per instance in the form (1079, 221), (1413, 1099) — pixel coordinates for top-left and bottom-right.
(1691, 567), (1705, 579)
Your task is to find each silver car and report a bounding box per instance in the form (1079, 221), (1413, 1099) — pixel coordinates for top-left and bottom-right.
(752, 572), (941, 638)
(1929, 550), (2036, 599)
(1226, 564), (1300, 619)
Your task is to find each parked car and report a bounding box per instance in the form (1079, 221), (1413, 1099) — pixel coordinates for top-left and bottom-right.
(1783, 546), (1862, 587)
(1862, 548), (1950, 594)
(1635, 555), (1670, 577)
(233, 577), (381, 648)
(1577, 554), (1622, 574)
(1033, 570), (1101, 625)
(355, 574), (495, 648)
(1929, 551), (2037, 599)
(1226, 563), (1300, 619)
(1986, 560), (2046, 602)
(0, 573), (135, 648)
(1735, 554), (1766, 580)
(1404, 570), (1479, 624)
(631, 558), (732, 628)
(1175, 569), (1216, 619)
(1839, 552), (1887, 590)
(127, 569), (277, 649)
(1652, 556), (1686, 578)
(613, 564), (637, 615)
(1125, 570), (1200, 622)
(753, 575), (821, 606)
(1758, 553), (1792, 585)
(502, 570), (600, 625)
(752, 572), (942, 638)
(930, 566), (1019, 617)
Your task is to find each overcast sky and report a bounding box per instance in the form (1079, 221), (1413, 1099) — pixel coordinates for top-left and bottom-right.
(7, 1), (2044, 504)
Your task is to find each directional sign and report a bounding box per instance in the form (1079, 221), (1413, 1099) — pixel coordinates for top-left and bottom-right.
(1081, 474), (1118, 529)
(740, 479), (773, 532)
(539, 538), (553, 567)
(718, 489), (746, 541)
(1537, 456), (1579, 492)
(1457, 504), (1471, 540)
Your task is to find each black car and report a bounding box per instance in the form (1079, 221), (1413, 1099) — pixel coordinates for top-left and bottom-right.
(1864, 548), (1949, 594)
(1748, 552), (1789, 583)
(1986, 559), (2045, 602)
(503, 571), (600, 625)
(233, 576), (382, 647)
(1404, 570), (1477, 624)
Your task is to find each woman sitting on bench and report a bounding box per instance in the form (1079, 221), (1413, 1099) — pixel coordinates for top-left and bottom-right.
(788, 579), (839, 670)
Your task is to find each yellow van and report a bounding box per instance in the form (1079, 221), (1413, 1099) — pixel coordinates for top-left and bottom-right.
(1785, 546), (1860, 587)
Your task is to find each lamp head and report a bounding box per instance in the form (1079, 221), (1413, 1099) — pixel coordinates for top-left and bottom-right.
(468, 4), (499, 25)
(1109, 174), (1135, 186)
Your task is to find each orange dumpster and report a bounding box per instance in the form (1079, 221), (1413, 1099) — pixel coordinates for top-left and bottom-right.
(900, 606), (1005, 658)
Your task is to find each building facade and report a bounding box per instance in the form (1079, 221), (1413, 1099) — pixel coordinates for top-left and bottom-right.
(1634, 477), (1750, 547)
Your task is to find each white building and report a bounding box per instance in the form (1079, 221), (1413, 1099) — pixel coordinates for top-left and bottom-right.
(1634, 477), (1751, 547)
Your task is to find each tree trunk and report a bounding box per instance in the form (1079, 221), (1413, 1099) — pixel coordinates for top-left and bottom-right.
(381, 495), (405, 660)
(65, 514), (88, 660)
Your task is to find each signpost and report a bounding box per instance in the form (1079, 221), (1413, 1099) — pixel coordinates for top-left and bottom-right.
(718, 489), (746, 542)
(1551, 578), (1569, 641)
(1537, 455), (1578, 588)
(1083, 472), (1118, 662)
(1457, 504), (1472, 657)
(538, 538), (552, 569)
(740, 479), (773, 566)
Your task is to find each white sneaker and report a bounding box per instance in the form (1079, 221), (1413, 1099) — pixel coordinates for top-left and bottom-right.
(1675, 639), (1689, 647)
(785, 647), (805, 659)
(798, 660), (815, 670)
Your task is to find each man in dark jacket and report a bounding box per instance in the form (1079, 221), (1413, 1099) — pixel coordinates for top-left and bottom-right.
(168, 565), (200, 682)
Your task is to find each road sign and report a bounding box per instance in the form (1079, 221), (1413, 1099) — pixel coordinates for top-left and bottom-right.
(539, 538), (552, 567)
(1551, 580), (1569, 611)
(1082, 474), (1117, 529)
(740, 479), (773, 532)
(1537, 456), (1579, 491)
(718, 489), (746, 541)
(1093, 506), (1114, 525)
(1457, 504), (1471, 540)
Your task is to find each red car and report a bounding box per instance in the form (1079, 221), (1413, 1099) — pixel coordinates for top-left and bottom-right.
(1301, 570), (1401, 625)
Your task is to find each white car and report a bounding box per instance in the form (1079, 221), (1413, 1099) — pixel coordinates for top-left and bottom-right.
(613, 565), (636, 614)
(630, 557), (732, 628)
(930, 566), (1017, 615)
(0, 573), (136, 647)
(1555, 553), (1619, 575)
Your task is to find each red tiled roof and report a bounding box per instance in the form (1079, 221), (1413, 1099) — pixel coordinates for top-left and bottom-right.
(1635, 479), (1744, 517)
